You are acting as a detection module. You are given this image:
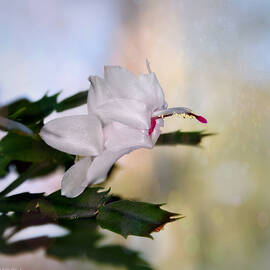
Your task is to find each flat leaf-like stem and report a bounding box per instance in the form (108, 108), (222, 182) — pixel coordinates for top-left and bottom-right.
(0, 188), (108, 219)
(55, 90), (88, 112)
(0, 187), (180, 268)
(0, 98), (30, 118)
(0, 131), (73, 191)
(157, 130), (215, 146)
(8, 93), (60, 125)
(0, 216), (153, 270)
(97, 199), (182, 238)
(0, 188), (182, 239)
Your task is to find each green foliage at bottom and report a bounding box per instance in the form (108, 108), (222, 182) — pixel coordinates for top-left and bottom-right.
(0, 93), (212, 270)
(0, 216), (152, 270)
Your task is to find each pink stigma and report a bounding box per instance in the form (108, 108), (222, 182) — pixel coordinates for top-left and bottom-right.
(148, 118), (156, 135)
(189, 113), (207, 124)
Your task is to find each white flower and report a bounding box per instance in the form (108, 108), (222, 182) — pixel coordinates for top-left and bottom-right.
(40, 62), (206, 198)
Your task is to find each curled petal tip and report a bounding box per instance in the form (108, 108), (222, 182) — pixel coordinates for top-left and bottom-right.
(146, 59), (152, 73)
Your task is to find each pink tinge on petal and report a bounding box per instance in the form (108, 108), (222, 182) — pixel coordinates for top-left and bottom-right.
(148, 118), (157, 135)
(190, 113), (207, 124)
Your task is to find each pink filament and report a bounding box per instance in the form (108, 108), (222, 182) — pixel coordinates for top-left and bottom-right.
(148, 112), (207, 135)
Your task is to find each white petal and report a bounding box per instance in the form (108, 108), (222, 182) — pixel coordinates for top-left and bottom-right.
(138, 72), (167, 110)
(86, 149), (132, 185)
(87, 76), (112, 113)
(61, 157), (92, 198)
(87, 119), (160, 185)
(95, 98), (151, 129)
(85, 119), (160, 187)
(104, 121), (153, 152)
(40, 115), (103, 156)
(104, 66), (145, 100)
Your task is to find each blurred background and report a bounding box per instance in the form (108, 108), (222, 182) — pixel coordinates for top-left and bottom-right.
(0, 0), (270, 269)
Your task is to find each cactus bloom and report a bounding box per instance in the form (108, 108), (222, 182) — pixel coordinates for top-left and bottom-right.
(40, 63), (206, 197)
